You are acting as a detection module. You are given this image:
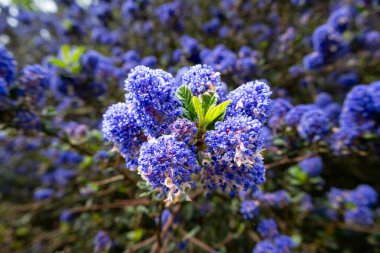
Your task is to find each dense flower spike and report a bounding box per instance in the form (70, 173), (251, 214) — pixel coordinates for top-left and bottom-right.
(138, 135), (200, 201)
(124, 66), (182, 137)
(226, 80), (272, 123)
(169, 118), (198, 145)
(204, 116), (265, 193)
(340, 85), (376, 133)
(181, 64), (223, 97)
(102, 102), (144, 169)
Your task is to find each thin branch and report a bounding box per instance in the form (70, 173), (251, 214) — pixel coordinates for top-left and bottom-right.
(124, 236), (156, 253)
(265, 154), (309, 169)
(68, 199), (152, 213)
(188, 237), (216, 252)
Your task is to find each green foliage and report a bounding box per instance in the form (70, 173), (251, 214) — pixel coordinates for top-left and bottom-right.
(176, 86), (231, 130)
(49, 45), (86, 74)
(175, 85), (196, 120)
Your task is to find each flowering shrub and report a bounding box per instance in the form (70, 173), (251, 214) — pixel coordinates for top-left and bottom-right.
(0, 1), (380, 252)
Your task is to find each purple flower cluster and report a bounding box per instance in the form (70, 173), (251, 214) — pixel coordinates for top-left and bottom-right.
(181, 64), (224, 97)
(299, 156), (323, 177)
(227, 80), (272, 123)
(102, 102), (144, 169)
(138, 135), (200, 200)
(327, 184), (377, 227)
(204, 116), (266, 194)
(303, 6), (351, 70)
(257, 219), (279, 239)
(124, 66), (182, 137)
(103, 64), (271, 199)
(0, 46), (17, 85)
(253, 219), (295, 253)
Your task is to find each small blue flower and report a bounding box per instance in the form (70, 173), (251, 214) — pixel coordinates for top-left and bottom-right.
(299, 156), (323, 177)
(200, 45), (236, 73)
(303, 51), (325, 70)
(314, 92), (333, 108)
(328, 6), (354, 33)
(93, 230), (112, 253)
(258, 190), (291, 208)
(350, 184), (378, 207)
(340, 85), (375, 133)
(298, 109), (330, 142)
(269, 98), (293, 129)
(34, 188), (54, 200)
(240, 200), (260, 220)
(257, 219), (279, 239)
(344, 207), (374, 227)
(170, 118), (198, 145)
(252, 240), (276, 253)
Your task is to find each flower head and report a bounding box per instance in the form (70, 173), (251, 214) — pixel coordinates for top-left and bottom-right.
(124, 66), (181, 137)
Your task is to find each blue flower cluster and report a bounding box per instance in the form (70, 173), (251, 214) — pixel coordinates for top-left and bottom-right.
(298, 156), (323, 177)
(102, 102), (144, 169)
(253, 219), (295, 253)
(124, 66), (182, 137)
(240, 190), (292, 220)
(204, 116), (266, 194)
(138, 135), (200, 201)
(181, 64), (224, 97)
(303, 6), (350, 70)
(103, 64), (272, 200)
(0, 45), (17, 85)
(227, 80), (272, 123)
(327, 184), (378, 227)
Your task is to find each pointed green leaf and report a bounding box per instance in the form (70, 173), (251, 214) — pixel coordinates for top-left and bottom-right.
(49, 57), (67, 69)
(201, 92), (218, 114)
(192, 96), (205, 125)
(206, 111), (226, 130)
(71, 47), (86, 62)
(60, 44), (71, 63)
(176, 86), (196, 120)
(205, 100), (231, 126)
(176, 85), (193, 106)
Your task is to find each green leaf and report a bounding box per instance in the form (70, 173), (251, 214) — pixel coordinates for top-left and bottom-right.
(60, 44), (71, 63)
(204, 100), (231, 126)
(71, 47), (86, 62)
(49, 57), (67, 69)
(70, 63), (81, 74)
(201, 92), (218, 114)
(176, 85), (193, 106)
(192, 96), (205, 125)
(206, 111), (226, 130)
(176, 86), (196, 120)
